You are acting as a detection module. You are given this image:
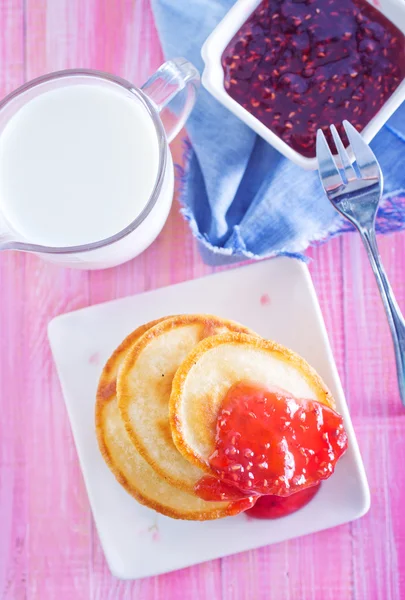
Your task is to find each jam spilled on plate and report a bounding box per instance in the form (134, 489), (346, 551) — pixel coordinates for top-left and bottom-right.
(247, 482), (321, 519)
(222, 0), (405, 158)
(194, 382), (348, 518)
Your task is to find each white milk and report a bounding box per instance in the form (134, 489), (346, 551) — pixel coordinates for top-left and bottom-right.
(0, 84), (160, 247)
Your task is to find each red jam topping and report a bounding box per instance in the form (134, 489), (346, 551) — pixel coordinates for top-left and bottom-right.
(222, 0), (405, 158)
(195, 475), (251, 502)
(206, 382), (348, 497)
(247, 482), (320, 519)
(224, 496), (257, 516)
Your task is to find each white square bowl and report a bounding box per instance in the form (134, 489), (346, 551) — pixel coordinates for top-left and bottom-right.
(201, 0), (405, 170)
(48, 258), (370, 580)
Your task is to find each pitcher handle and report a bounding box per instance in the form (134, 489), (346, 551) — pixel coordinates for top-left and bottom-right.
(141, 58), (200, 143)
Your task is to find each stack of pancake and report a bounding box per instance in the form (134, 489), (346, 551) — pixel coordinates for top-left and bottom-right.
(95, 314), (335, 520)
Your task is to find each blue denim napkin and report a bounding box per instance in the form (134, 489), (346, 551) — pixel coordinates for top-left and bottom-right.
(151, 0), (405, 264)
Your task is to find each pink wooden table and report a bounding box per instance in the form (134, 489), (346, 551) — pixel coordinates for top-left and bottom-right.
(1, 1), (405, 598)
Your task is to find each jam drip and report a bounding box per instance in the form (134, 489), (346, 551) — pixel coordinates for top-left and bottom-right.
(222, 0), (405, 158)
(247, 482), (320, 519)
(196, 474), (321, 519)
(205, 382), (348, 497)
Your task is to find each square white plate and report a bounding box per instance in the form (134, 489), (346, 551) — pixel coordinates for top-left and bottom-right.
(48, 258), (370, 580)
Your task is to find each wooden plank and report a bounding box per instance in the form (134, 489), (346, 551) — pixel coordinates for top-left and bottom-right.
(342, 232), (405, 417)
(0, 2), (26, 599)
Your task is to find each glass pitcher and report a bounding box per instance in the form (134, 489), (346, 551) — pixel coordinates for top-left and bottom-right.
(0, 58), (199, 269)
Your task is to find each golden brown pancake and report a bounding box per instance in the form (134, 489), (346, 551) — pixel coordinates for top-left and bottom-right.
(117, 315), (256, 492)
(96, 320), (251, 520)
(169, 332), (335, 474)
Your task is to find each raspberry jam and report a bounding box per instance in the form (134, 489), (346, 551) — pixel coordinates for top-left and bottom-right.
(222, 0), (405, 158)
(247, 482), (320, 519)
(205, 382), (348, 497)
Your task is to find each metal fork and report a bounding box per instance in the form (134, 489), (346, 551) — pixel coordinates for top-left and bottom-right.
(317, 120), (405, 406)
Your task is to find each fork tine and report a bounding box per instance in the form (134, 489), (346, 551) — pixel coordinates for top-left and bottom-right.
(316, 129), (343, 192)
(343, 120), (381, 180)
(330, 124), (356, 183)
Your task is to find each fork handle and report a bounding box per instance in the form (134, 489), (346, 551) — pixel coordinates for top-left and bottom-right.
(360, 227), (405, 406)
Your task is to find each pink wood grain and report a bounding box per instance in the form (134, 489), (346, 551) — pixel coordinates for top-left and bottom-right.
(0, 1), (405, 598)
